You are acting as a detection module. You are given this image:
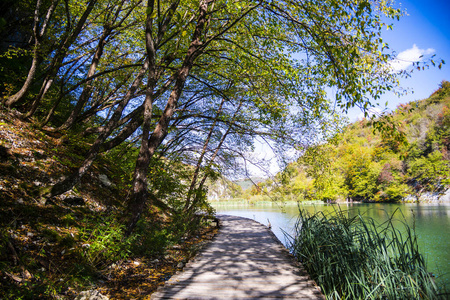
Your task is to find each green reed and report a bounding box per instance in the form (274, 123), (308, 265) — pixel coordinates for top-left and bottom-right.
(287, 208), (442, 299)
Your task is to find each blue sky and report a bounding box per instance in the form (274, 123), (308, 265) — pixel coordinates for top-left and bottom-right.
(347, 0), (450, 121)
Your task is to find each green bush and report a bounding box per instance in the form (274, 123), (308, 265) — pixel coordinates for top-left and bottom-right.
(131, 220), (175, 256)
(78, 216), (134, 269)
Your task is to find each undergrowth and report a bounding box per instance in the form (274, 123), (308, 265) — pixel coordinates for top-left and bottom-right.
(0, 111), (217, 299)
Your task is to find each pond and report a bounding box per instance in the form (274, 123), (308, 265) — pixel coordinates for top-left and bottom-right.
(212, 201), (450, 290)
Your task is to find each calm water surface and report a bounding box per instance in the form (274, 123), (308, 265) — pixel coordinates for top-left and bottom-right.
(212, 202), (450, 289)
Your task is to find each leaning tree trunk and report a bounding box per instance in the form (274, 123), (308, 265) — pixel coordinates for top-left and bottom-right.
(43, 58), (149, 198)
(23, 0), (97, 119)
(5, 48), (41, 107)
(125, 0), (209, 235)
(57, 26), (111, 130)
(4, 0), (58, 107)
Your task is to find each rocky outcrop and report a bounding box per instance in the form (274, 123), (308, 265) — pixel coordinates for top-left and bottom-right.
(404, 189), (450, 203)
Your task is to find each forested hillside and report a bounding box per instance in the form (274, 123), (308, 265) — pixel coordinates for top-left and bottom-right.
(249, 81), (450, 203)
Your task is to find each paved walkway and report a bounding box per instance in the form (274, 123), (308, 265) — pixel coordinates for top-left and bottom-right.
(151, 215), (323, 299)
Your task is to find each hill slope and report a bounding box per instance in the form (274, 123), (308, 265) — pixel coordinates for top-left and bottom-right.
(252, 81), (450, 203)
(0, 112), (217, 299)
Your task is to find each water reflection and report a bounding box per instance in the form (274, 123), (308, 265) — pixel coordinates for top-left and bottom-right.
(212, 202), (450, 290)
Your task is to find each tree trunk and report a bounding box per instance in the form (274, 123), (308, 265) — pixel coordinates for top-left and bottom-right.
(44, 58), (149, 198)
(5, 47), (41, 107)
(126, 0), (158, 235)
(24, 0), (97, 118)
(126, 0), (209, 235)
(127, 69), (156, 235)
(57, 26), (111, 130)
(4, 0), (58, 107)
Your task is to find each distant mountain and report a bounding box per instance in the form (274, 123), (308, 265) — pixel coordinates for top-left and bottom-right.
(206, 177), (266, 200)
(234, 177), (265, 190)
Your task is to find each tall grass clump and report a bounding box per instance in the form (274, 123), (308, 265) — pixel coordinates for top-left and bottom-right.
(288, 208), (442, 299)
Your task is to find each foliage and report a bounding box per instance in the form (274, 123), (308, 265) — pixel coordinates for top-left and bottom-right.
(256, 81), (450, 203)
(1, 0), (424, 226)
(408, 150), (450, 191)
(78, 216), (134, 270)
(287, 208), (441, 299)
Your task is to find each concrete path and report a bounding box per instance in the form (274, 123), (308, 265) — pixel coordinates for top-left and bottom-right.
(151, 215), (323, 299)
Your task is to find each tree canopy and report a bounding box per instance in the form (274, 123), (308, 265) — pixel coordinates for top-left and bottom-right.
(1, 0), (422, 230)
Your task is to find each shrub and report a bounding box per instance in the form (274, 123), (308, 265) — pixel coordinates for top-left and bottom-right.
(78, 216), (134, 270)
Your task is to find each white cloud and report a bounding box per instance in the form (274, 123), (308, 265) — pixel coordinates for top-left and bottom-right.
(389, 44), (435, 72)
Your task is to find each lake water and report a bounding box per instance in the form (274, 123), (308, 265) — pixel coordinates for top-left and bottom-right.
(212, 201), (450, 290)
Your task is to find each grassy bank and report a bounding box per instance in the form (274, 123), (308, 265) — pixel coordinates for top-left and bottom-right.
(288, 208), (445, 299)
(209, 198), (324, 207)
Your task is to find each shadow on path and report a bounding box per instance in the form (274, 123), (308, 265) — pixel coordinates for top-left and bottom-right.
(151, 215), (323, 299)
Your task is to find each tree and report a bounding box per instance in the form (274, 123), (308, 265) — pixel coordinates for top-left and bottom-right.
(409, 151), (450, 194)
(3, 0), (411, 233)
(3, 0), (58, 108)
(5, 0), (99, 109)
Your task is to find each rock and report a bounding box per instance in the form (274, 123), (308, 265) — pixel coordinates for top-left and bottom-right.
(439, 189), (450, 203)
(64, 196), (85, 206)
(177, 262), (185, 268)
(17, 198), (24, 204)
(75, 290), (108, 300)
(98, 174), (114, 187)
